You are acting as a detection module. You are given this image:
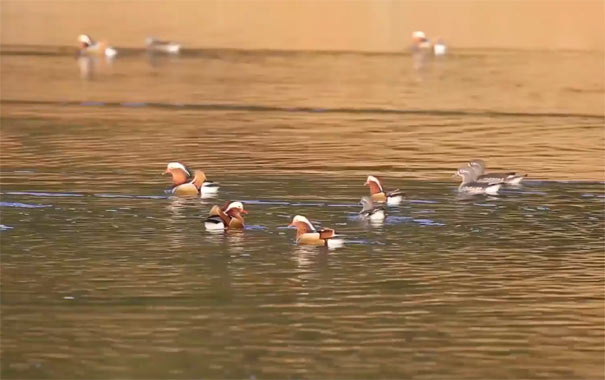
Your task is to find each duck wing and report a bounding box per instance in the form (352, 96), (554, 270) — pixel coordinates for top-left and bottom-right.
(318, 228), (336, 240)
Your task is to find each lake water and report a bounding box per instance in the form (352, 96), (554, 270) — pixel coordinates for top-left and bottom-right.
(1, 47), (604, 379)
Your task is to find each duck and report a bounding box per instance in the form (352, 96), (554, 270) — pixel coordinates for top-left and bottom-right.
(359, 196), (386, 222)
(204, 201), (247, 231)
(145, 37), (181, 54)
(78, 34), (117, 58)
(456, 167), (502, 195)
(468, 159), (526, 185)
(288, 215), (344, 248)
(411, 31), (432, 51)
(364, 175), (404, 206)
(163, 162), (219, 197)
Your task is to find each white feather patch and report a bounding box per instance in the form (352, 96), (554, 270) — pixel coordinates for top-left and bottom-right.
(224, 201), (244, 212)
(205, 221), (225, 231)
(292, 215), (316, 231)
(327, 238), (344, 249)
(366, 175), (383, 192)
(166, 162), (190, 176)
(387, 195), (402, 206)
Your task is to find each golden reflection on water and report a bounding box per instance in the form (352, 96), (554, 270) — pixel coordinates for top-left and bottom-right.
(2, 104), (603, 181)
(1, 39), (604, 380)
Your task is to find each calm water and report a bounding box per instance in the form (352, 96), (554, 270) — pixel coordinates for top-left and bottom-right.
(1, 47), (604, 379)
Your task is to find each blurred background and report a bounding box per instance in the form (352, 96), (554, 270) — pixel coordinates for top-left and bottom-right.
(2, 0), (604, 51)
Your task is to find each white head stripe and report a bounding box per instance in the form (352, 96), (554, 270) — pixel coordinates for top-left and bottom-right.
(166, 162), (190, 176)
(78, 34), (92, 44)
(412, 31), (426, 39)
(366, 175), (383, 191)
(225, 201), (244, 212)
(292, 215), (316, 231)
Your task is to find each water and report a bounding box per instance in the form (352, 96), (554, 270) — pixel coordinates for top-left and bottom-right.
(1, 47), (604, 379)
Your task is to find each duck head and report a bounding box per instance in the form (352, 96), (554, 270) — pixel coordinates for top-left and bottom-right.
(412, 31), (429, 45)
(468, 159), (486, 176)
(163, 162), (192, 186)
(456, 167), (478, 184)
(223, 201), (248, 217)
(364, 175), (384, 195)
(288, 215), (316, 237)
(78, 34), (93, 49)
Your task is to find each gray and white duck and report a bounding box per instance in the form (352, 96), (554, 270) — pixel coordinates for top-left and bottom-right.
(468, 159), (526, 185)
(145, 37), (181, 54)
(456, 167), (502, 195)
(359, 196), (386, 222)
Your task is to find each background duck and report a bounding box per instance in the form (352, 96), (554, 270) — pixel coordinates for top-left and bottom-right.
(411, 31), (432, 51)
(456, 167), (501, 195)
(145, 37), (181, 54)
(359, 196), (386, 222)
(78, 34), (117, 58)
(364, 175), (404, 206)
(288, 215), (343, 248)
(163, 162), (219, 197)
(468, 159), (526, 185)
(204, 201), (247, 231)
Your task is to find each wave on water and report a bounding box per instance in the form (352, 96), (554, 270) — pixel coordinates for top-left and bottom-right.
(2, 99), (603, 119)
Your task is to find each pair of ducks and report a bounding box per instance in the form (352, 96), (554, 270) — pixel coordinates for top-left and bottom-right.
(203, 202), (343, 248)
(78, 34), (181, 58)
(456, 159), (526, 195)
(163, 162), (402, 248)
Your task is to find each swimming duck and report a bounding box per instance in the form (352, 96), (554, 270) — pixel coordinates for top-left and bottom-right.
(359, 196), (386, 222)
(288, 215), (344, 248)
(468, 159), (526, 185)
(456, 167), (501, 195)
(204, 201), (247, 231)
(78, 34), (117, 58)
(145, 37), (181, 54)
(163, 162), (219, 197)
(364, 175), (404, 206)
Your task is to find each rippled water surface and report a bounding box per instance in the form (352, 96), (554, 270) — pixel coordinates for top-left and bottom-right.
(1, 47), (604, 379)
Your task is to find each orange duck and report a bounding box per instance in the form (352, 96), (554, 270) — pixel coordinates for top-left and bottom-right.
(364, 175), (404, 206)
(204, 201), (247, 231)
(163, 162), (219, 197)
(288, 215), (344, 248)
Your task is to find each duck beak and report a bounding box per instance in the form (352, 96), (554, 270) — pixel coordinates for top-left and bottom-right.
(163, 169), (170, 175)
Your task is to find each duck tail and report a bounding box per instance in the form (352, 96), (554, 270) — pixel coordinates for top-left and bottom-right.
(507, 174), (527, 185)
